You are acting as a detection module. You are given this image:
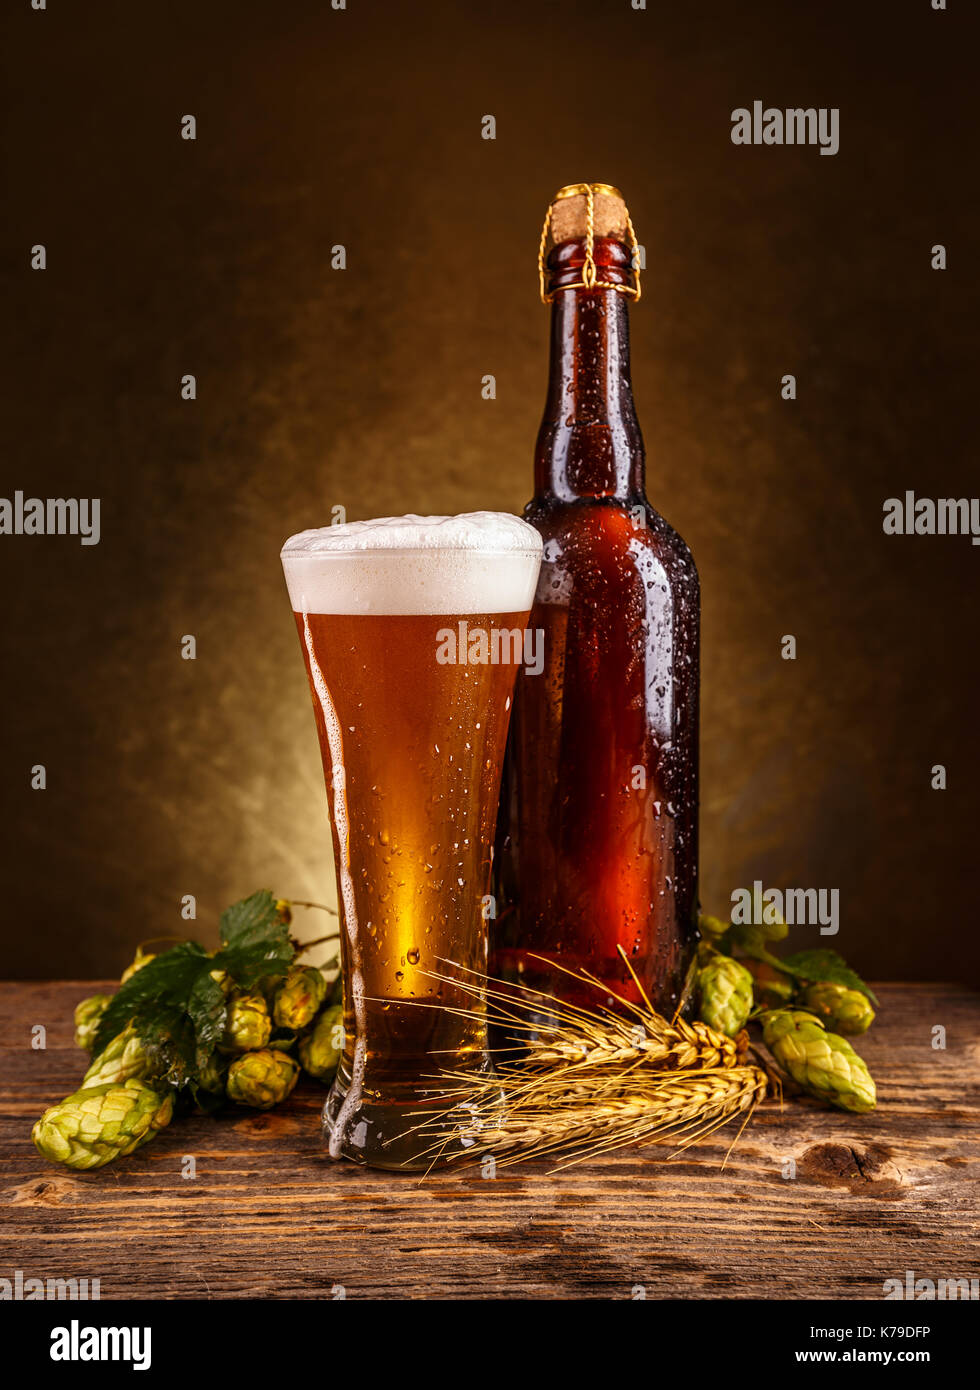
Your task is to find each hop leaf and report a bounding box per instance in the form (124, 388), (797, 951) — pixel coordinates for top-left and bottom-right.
(212, 890), (294, 988)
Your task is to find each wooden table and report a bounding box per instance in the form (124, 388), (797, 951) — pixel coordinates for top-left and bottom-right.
(1, 981), (977, 1300)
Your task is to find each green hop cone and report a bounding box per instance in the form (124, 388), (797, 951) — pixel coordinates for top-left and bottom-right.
(697, 914), (730, 941)
(120, 948), (156, 984)
(272, 966), (327, 1031)
(299, 1004), (345, 1081)
(208, 967), (235, 997)
(73, 995), (113, 1053)
(697, 954), (754, 1037)
(222, 992), (272, 1052)
(32, 1080), (173, 1171)
(226, 1049), (300, 1110)
(82, 1023), (154, 1088)
(744, 959), (796, 1010)
(801, 981), (875, 1035)
(762, 1009), (876, 1113)
(189, 1052), (229, 1114)
(196, 1052), (228, 1094)
(253, 973), (285, 1009)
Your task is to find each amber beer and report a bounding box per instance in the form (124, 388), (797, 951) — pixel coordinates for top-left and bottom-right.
(494, 183), (701, 1017)
(282, 513), (542, 1169)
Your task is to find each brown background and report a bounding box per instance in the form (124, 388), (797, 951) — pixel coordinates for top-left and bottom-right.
(1, 0), (976, 980)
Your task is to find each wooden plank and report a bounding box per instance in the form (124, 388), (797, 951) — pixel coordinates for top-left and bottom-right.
(1, 982), (977, 1300)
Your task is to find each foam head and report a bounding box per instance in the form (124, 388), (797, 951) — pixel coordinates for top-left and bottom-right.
(281, 512), (543, 615)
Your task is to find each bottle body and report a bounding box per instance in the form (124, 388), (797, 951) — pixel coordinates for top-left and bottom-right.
(493, 237), (700, 1016)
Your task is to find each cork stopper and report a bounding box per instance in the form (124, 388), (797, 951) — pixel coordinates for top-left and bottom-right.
(549, 182), (628, 243)
(539, 182), (640, 303)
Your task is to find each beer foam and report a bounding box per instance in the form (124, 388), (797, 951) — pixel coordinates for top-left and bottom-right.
(281, 512), (542, 615)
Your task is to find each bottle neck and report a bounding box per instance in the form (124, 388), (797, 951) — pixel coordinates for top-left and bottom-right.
(534, 242), (644, 501)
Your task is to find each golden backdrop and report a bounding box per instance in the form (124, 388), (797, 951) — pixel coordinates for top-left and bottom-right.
(1, 0), (975, 981)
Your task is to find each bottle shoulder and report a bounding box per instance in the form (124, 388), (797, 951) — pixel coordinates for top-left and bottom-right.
(523, 496), (699, 588)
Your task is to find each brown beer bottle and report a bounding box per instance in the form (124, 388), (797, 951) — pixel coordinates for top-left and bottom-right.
(493, 183), (700, 1017)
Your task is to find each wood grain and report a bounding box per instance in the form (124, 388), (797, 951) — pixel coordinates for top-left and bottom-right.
(1, 982), (977, 1300)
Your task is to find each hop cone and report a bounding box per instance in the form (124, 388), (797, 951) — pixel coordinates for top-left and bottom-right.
(226, 1049), (300, 1110)
(762, 1010), (876, 1113)
(222, 992), (271, 1051)
(73, 995), (112, 1053)
(744, 959), (796, 1010)
(273, 966), (327, 1030)
(208, 967), (234, 997)
(698, 914), (730, 941)
(120, 949), (155, 984)
(196, 1052), (228, 1095)
(801, 981), (875, 1035)
(299, 1004), (345, 1080)
(32, 1080), (173, 1171)
(253, 973), (284, 1009)
(82, 1024), (153, 1088)
(697, 955), (754, 1037)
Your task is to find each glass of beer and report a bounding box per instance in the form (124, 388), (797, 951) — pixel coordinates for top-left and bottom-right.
(281, 513), (542, 1169)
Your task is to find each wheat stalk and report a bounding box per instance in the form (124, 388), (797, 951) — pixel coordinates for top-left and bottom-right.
(420, 1066), (768, 1170)
(518, 1013), (743, 1071)
(418, 954), (745, 1073)
(395, 952), (770, 1173)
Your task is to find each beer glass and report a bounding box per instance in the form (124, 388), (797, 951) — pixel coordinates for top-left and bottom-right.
(281, 513), (542, 1169)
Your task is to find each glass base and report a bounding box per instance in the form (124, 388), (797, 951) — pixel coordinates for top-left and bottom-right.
(322, 1064), (500, 1172)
